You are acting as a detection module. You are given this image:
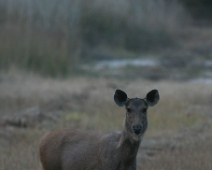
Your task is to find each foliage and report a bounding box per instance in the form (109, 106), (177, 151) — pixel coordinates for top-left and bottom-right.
(181, 0), (212, 6)
(0, 0), (187, 77)
(180, 0), (212, 18)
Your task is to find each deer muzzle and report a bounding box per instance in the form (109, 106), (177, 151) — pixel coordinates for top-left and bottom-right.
(133, 125), (143, 135)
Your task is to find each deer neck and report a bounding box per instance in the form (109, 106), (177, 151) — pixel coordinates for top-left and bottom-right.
(116, 123), (142, 159)
(115, 130), (140, 165)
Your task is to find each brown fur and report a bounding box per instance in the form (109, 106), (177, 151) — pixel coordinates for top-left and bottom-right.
(39, 89), (159, 170)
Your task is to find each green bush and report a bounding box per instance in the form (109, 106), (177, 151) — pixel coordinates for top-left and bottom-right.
(80, 0), (184, 52)
(80, 11), (125, 47)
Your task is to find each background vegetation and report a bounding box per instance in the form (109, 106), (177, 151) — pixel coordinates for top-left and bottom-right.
(181, 0), (212, 19)
(0, 0), (187, 76)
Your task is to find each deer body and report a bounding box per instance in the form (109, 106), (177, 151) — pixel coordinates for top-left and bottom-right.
(39, 89), (160, 170)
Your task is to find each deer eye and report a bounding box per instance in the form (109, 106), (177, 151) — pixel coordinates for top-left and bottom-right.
(142, 108), (147, 112)
(126, 108), (131, 113)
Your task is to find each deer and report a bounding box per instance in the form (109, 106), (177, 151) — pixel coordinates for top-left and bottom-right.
(39, 89), (160, 170)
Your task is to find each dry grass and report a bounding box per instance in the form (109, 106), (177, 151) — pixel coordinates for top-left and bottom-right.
(0, 0), (188, 76)
(140, 141), (212, 170)
(0, 70), (212, 170)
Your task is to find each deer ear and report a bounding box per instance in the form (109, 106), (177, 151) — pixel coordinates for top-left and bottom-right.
(146, 89), (159, 107)
(114, 89), (129, 107)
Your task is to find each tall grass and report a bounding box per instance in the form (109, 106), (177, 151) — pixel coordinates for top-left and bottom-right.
(0, 0), (187, 76)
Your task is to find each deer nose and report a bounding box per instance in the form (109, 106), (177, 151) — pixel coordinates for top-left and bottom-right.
(133, 125), (143, 135)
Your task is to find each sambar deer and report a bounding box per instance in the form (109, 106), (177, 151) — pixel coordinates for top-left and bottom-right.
(39, 89), (160, 170)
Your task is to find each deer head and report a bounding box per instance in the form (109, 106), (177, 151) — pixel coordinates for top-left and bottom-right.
(114, 89), (160, 141)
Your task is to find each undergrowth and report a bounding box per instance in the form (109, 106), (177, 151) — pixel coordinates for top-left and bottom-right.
(0, 0), (187, 77)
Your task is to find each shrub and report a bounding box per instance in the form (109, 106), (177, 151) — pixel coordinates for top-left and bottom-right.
(180, 0), (212, 18)
(0, 0), (187, 76)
